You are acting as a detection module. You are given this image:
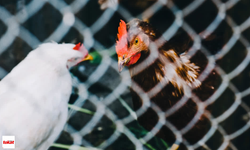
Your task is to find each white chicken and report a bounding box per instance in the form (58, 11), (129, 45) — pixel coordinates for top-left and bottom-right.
(0, 42), (93, 150)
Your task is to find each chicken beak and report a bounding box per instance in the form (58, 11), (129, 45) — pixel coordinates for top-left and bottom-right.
(82, 54), (93, 61)
(118, 58), (130, 73)
(118, 60), (126, 73)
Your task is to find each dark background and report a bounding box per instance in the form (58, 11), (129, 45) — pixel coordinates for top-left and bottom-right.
(0, 0), (250, 149)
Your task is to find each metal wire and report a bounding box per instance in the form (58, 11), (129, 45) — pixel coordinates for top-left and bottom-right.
(0, 0), (250, 149)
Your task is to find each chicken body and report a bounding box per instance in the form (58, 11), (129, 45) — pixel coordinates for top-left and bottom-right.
(116, 19), (210, 149)
(0, 43), (91, 150)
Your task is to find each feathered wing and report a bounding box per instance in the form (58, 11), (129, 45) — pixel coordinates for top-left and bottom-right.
(0, 94), (58, 149)
(0, 58), (71, 150)
(157, 49), (201, 96)
(0, 88), (68, 150)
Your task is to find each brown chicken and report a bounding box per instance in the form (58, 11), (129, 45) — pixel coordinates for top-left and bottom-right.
(115, 19), (211, 149)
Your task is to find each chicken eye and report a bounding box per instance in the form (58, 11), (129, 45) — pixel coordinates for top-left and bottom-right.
(134, 38), (139, 45)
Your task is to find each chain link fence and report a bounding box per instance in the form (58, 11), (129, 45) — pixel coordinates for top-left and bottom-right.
(0, 0), (250, 149)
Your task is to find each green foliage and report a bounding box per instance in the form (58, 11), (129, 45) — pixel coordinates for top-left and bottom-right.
(127, 121), (169, 150)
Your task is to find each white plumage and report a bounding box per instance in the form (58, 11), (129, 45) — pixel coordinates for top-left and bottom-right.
(0, 43), (90, 150)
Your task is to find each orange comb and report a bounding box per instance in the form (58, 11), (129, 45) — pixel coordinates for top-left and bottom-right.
(117, 20), (127, 41)
(116, 20), (128, 56)
(73, 43), (81, 50)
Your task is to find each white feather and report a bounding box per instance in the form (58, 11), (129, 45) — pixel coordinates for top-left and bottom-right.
(99, 0), (118, 10)
(0, 43), (85, 150)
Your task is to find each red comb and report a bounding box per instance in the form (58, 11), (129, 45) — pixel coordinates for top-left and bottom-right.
(117, 20), (127, 41)
(73, 43), (82, 50)
(116, 20), (128, 56)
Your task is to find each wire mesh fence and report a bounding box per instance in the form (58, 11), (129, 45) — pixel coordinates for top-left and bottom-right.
(0, 0), (250, 149)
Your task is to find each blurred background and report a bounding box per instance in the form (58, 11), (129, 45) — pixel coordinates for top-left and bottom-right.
(0, 0), (250, 149)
